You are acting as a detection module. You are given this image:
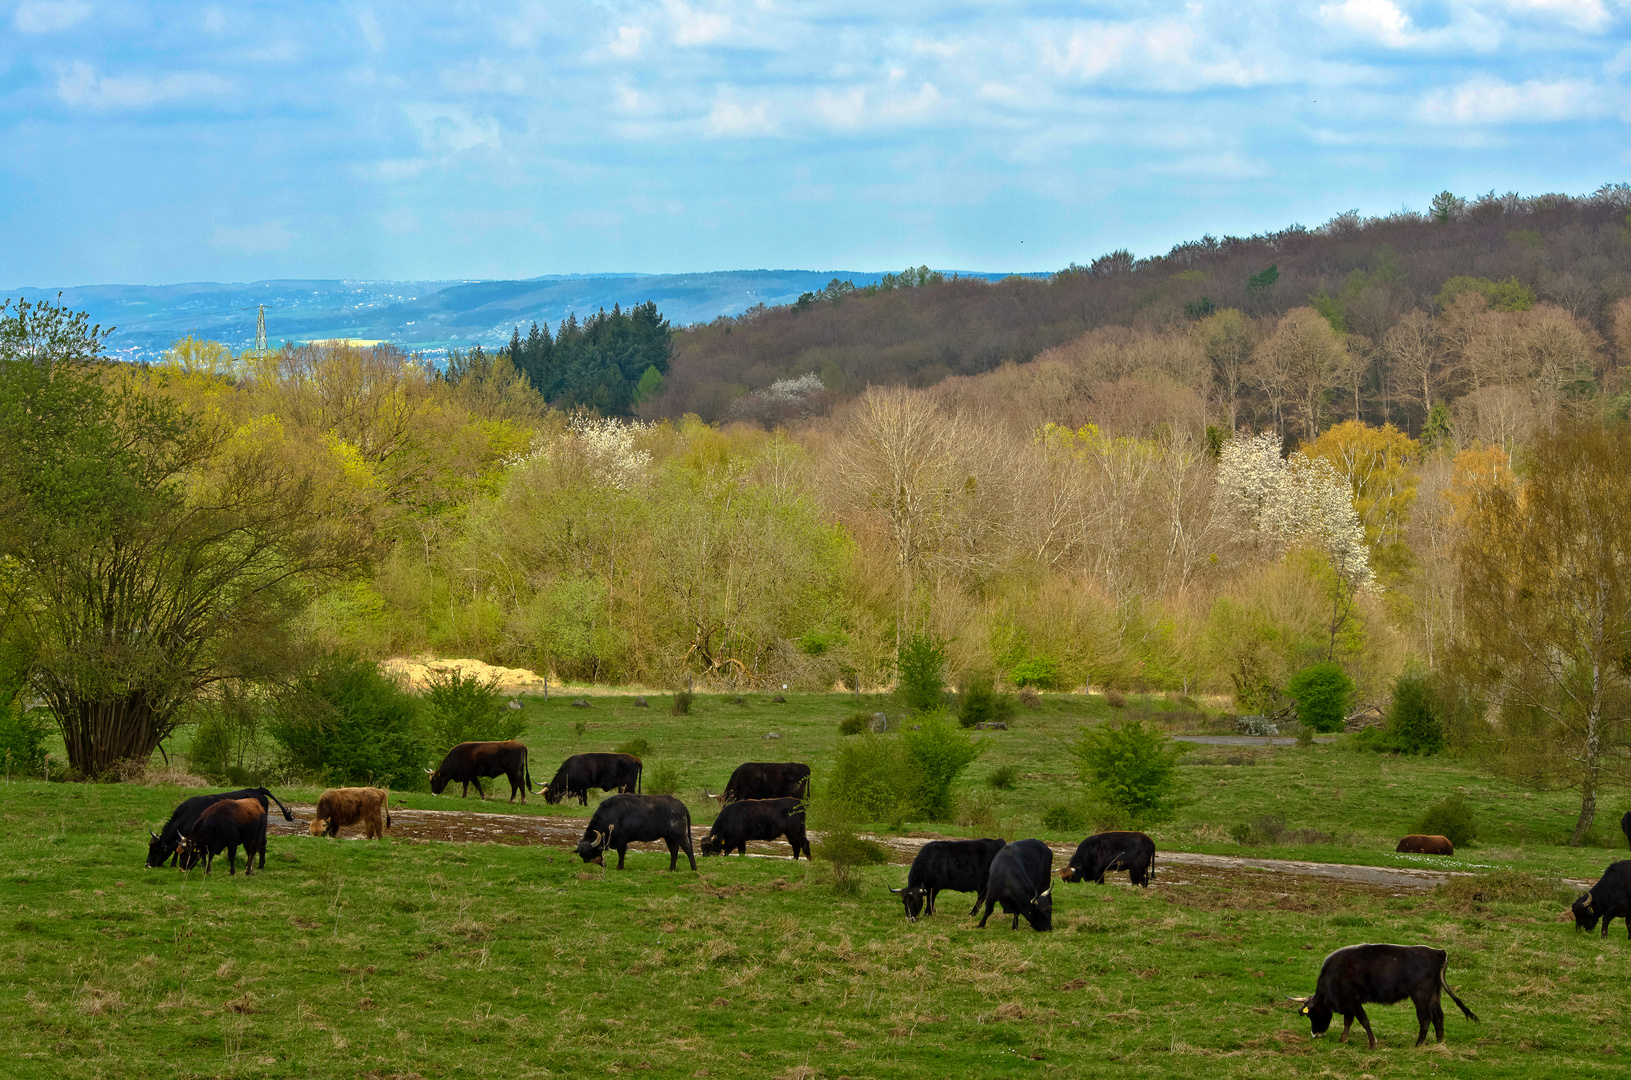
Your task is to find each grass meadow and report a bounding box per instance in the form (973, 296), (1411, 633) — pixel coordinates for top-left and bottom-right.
(4, 691), (1630, 1078)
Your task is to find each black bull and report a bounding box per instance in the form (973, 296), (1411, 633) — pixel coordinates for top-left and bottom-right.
(1060, 831), (1156, 887)
(719, 762), (811, 802)
(575, 794), (696, 871)
(147, 788), (292, 869)
(540, 752), (643, 806)
(701, 798), (811, 859)
(1294, 944), (1478, 1049)
(426, 740), (534, 803)
(891, 837), (1007, 920)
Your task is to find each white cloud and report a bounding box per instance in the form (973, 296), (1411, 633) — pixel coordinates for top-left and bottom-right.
(1319, 0), (1414, 46)
(14, 0), (90, 33)
(665, 0), (731, 46)
(201, 6), (226, 34)
(356, 8), (385, 52)
(404, 103), (504, 152)
(707, 91), (774, 136)
(1041, 18), (1273, 91)
(210, 221), (295, 253)
(56, 62), (232, 109)
(1418, 76), (1602, 124)
(608, 25), (647, 59)
(439, 59), (524, 95)
(1494, 0), (1611, 32)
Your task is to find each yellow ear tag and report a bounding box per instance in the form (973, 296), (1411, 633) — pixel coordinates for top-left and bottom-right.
(1300, 1006), (1309, 1015)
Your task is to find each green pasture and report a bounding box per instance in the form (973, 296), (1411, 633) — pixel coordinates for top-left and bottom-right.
(3, 778), (1629, 1080)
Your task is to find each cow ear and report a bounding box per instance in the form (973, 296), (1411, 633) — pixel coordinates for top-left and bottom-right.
(1300, 1005), (1309, 1015)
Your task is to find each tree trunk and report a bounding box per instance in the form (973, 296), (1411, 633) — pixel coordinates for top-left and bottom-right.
(54, 693), (169, 778)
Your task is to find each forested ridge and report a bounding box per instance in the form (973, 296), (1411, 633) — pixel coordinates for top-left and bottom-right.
(4, 185), (1631, 839)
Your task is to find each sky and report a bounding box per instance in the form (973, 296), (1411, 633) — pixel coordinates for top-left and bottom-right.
(2, 0), (1627, 286)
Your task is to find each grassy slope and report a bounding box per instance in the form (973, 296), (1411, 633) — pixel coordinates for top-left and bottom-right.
(6, 692), (1629, 1078)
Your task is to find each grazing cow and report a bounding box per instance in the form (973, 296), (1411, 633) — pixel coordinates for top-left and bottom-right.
(976, 838), (1054, 932)
(308, 787), (392, 839)
(1395, 834), (1454, 856)
(1293, 944), (1478, 1048)
(700, 798), (811, 860)
(176, 798), (268, 876)
(575, 794), (696, 871)
(537, 753), (643, 806)
(425, 740), (534, 803)
(147, 788), (293, 869)
(890, 837), (1006, 920)
(1571, 860), (1631, 938)
(1060, 831), (1157, 888)
(718, 762), (812, 803)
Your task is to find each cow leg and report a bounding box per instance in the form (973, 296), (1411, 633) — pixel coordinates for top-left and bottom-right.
(616, 845), (627, 870)
(1431, 999), (1445, 1043)
(925, 889), (936, 916)
(1011, 912), (1020, 930)
(1338, 1015), (1353, 1043)
(665, 839), (679, 871)
(968, 892), (984, 917)
(461, 782), (468, 798)
(977, 898), (995, 928)
(472, 778), (486, 800)
(1355, 1006), (1376, 1049)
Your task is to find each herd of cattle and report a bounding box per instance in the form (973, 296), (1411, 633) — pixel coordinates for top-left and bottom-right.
(141, 742), (1631, 1049)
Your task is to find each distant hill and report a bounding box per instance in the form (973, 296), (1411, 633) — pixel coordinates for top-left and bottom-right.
(5, 269), (1036, 361)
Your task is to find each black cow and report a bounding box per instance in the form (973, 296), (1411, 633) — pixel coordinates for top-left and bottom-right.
(1294, 944), (1478, 1048)
(890, 838), (1006, 920)
(1621, 811), (1630, 852)
(426, 740), (534, 803)
(537, 752), (643, 806)
(1060, 831), (1156, 888)
(147, 787), (292, 869)
(1572, 860), (1631, 938)
(718, 762), (811, 802)
(575, 794), (696, 871)
(976, 838), (1053, 931)
(700, 798), (811, 859)
(175, 798), (269, 877)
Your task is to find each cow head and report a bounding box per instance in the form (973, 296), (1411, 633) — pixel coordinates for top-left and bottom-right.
(425, 767), (449, 796)
(308, 818), (329, 837)
(890, 885), (928, 920)
(175, 836), (202, 872)
(700, 834), (725, 857)
(1292, 994), (1333, 1037)
(1022, 888), (1053, 932)
(1572, 891), (1600, 932)
(1059, 865), (1082, 884)
(576, 824), (613, 865)
(145, 831), (171, 869)
(539, 775), (567, 805)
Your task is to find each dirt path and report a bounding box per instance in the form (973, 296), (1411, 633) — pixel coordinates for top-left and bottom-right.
(274, 804), (1592, 890)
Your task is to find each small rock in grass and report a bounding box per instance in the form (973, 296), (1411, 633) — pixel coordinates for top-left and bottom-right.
(571, 698), (590, 708)
(633, 696), (649, 708)
(763, 731), (781, 740)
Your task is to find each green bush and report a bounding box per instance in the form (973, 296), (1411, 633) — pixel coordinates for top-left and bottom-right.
(1069, 719), (1189, 824)
(1040, 803), (1085, 832)
(188, 711), (233, 780)
(895, 632), (947, 713)
(615, 737), (652, 760)
(1415, 794), (1478, 847)
(813, 830), (891, 867)
(645, 760), (682, 796)
(838, 712), (870, 736)
(422, 669), (521, 750)
(825, 733), (919, 823)
(1384, 670), (1444, 754)
(900, 711), (983, 821)
(957, 670), (1015, 728)
(986, 763), (1019, 790)
(1286, 662), (1355, 733)
(1009, 655), (1063, 690)
(269, 654), (428, 790)
(670, 690), (693, 716)
(0, 705), (50, 776)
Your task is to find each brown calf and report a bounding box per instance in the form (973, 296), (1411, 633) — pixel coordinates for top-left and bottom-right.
(1396, 834), (1454, 856)
(177, 798), (268, 876)
(309, 787), (392, 839)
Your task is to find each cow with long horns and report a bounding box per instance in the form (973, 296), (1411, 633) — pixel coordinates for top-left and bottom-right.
(1572, 860), (1631, 938)
(425, 740), (533, 803)
(575, 794), (696, 871)
(1292, 944), (1479, 1048)
(147, 788), (293, 869)
(976, 839), (1054, 931)
(538, 752), (643, 806)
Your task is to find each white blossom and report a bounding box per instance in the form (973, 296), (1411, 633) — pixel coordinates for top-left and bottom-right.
(1216, 432), (1377, 592)
(506, 414), (653, 490)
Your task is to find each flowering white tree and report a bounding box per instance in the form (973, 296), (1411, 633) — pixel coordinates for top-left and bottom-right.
(509, 415), (653, 490)
(1216, 432), (1377, 659)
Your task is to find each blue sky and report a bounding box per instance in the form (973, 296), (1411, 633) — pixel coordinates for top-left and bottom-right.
(2, 0), (1627, 285)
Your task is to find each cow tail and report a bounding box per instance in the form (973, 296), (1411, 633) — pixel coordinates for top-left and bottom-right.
(265, 790), (294, 822)
(524, 750), (533, 795)
(637, 761), (643, 794)
(1440, 963), (1478, 1023)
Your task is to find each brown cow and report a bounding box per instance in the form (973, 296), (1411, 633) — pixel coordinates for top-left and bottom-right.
(176, 798), (268, 876)
(309, 787), (392, 839)
(1396, 834), (1454, 855)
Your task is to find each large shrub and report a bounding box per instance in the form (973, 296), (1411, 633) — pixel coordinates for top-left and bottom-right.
(957, 670), (1015, 728)
(1009, 655), (1064, 690)
(895, 633), (947, 713)
(900, 712), (984, 821)
(824, 733), (919, 824)
(0, 637), (48, 775)
(1286, 662), (1355, 734)
(422, 669), (521, 750)
(1357, 669), (1445, 755)
(1414, 794), (1477, 848)
(1069, 719), (1189, 824)
(270, 654), (428, 789)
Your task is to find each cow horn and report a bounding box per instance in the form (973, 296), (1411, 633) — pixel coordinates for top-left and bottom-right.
(423, 768), (434, 775)
(149, 831), (160, 841)
(1286, 995), (1310, 1003)
(1039, 888), (1051, 898)
(590, 830), (603, 845)
(889, 887), (905, 894)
